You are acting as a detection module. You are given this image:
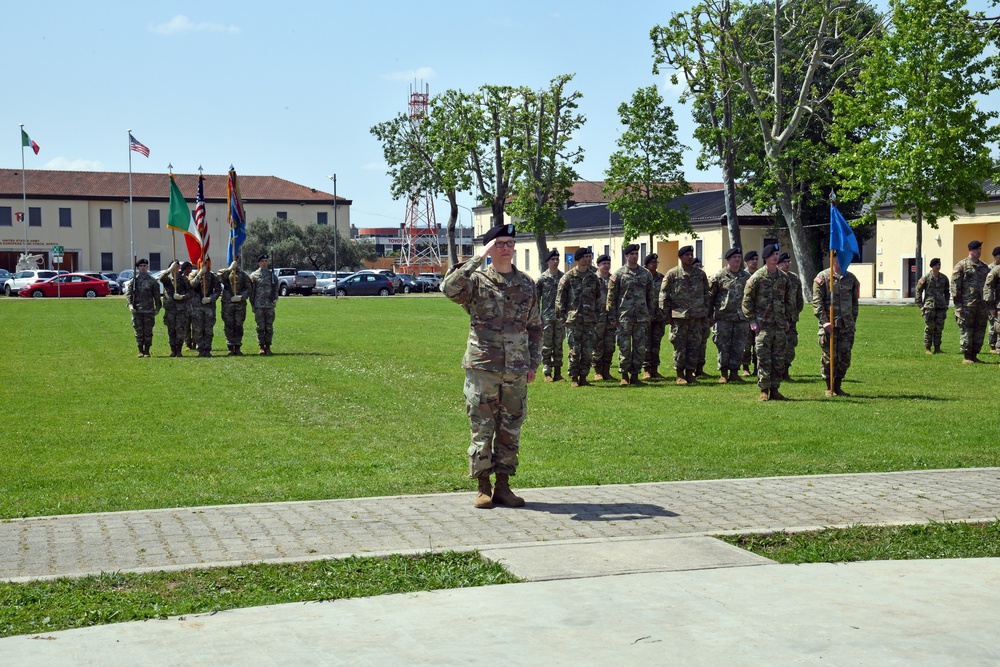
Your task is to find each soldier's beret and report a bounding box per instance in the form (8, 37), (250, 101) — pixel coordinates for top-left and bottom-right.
(724, 247), (741, 259)
(180, 261), (193, 271)
(744, 250), (759, 261)
(778, 252), (791, 263)
(693, 257), (703, 266)
(483, 223), (516, 245)
(624, 244), (640, 255)
(596, 254), (611, 264)
(678, 245), (694, 257)
(992, 246), (1000, 257)
(257, 253), (269, 261)
(545, 248), (559, 262)
(930, 257), (941, 267)
(968, 240), (982, 250)
(763, 243), (780, 258)
(643, 253), (658, 266)
(575, 247), (593, 261)
(135, 258), (148, 267)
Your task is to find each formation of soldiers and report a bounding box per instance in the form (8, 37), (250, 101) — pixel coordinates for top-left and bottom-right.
(125, 253), (279, 358)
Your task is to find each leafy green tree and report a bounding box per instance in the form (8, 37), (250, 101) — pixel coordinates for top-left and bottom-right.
(831, 0), (1000, 276)
(242, 218), (375, 270)
(604, 85), (690, 246)
(302, 224), (376, 271)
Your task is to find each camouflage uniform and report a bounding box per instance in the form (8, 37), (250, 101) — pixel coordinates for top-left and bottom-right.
(813, 269), (860, 388)
(217, 266), (253, 352)
(659, 264), (711, 376)
(249, 266), (279, 349)
(159, 270), (194, 354)
(442, 254), (542, 479)
(988, 261), (998, 351)
(643, 271), (667, 373)
(984, 265), (1000, 353)
(556, 265), (601, 380)
(126, 272), (161, 354)
(915, 270), (950, 351)
(951, 256), (989, 357)
(189, 268), (223, 356)
(607, 265), (655, 378)
(536, 269), (565, 377)
(592, 271), (617, 373)
(742, 268), (795, 392)
(783, 271), (805, 374)
(709, 266), (750, 372)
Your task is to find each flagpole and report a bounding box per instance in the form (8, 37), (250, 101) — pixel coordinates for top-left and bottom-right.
(128, 129), (134, 268)
(168, 163), (176, 262)
(20, 124), (27, 257)
(829, 248), (835, 392)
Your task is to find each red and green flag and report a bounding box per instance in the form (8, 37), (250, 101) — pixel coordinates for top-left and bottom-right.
(167, 174), (203, 264)
(21, 129), (40, 155)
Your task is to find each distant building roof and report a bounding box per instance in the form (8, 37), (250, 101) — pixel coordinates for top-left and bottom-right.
(0, 169), (350, 205)
(565, 180), (726, 206)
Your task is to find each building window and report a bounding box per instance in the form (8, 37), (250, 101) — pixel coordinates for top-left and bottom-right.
(277, 211), (288, 220)
(603, 244), (609, 259)
(59, 208), (72, 227)
(100, 209), (112, 228)
(29, 207), (41, 227)
(0, 207), (11, 226)
(148, 210), (160, 228)
(317, 211), (328, 225)
(150, 253), (161, 271)
(524, 248), (530, 268)
(695, 239), (703, 261)
(101, 252), (114, 271)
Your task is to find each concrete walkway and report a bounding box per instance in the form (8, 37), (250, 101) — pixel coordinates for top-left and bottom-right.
(2, 468), (999, 665)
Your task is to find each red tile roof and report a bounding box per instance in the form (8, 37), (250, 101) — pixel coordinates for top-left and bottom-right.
(569, 180), (725, 204)
(0, 169), (349, 204)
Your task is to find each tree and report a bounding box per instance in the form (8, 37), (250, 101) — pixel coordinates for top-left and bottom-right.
(302, 223), (376, 271)
(242, 217), (375, 270)
(831, 0), (1000, 278)
(603, 85), (690, 246)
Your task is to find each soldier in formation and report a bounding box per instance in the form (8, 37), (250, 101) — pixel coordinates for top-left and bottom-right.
(249, 253), (279, 355)
(660, 245), (710, 385)
(217, 260), (253, 356)
(951, 240), (989, 364)
(777, 253), (804, 380)
(742, 244), (795, 401)
(813, 254), (860, 397)
(642, 254), (667, 379)
(740, 250), (760, 376)
(125, 258), (161, 358)
(985, 246), (1000, 354)
(159, 261), (195, 358)
(708, 247), (750, 383)
(442, 223), (541, 510)
(556, 247), (601, 387)
(537, 249), (565, 382)
(692, 257), (712, 377)
(607, 244), (655, 386)
(915, 257), (950, 354)
(189, 263), (223, 357)
(591, 254), (617, 381)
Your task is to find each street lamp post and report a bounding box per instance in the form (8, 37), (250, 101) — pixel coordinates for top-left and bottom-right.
(328, 174), (338, 300)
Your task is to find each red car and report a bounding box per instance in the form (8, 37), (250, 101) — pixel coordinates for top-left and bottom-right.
(19, 273), (111, 298)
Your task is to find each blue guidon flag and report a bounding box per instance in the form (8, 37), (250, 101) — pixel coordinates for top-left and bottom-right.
(830, 203), (859, 274)
(227, 166), (246, 264)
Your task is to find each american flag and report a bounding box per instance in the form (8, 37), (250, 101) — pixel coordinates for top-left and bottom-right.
(195, 174), (209, 264)
(129, 133), (150, 157)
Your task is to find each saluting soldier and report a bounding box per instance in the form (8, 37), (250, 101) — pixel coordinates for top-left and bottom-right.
(607, 243), (656, 386)
(591, 254), (617, 381)
(916, 257), (950, 354)
(642, 254), (667, 379)
(249, 253), (279, 355)
(159, 261), (195, 358)
(742, 244), (796, 401)
(189, 263), (223, 357)
(442, 223), (542, 510)
(709, 247), (750, 383)
(740, 250), (760, 376)
(777, 253), (805, 380)
(813, 254), (861, 397)
(556, 247), (601, 387)
(537, 249), (565, 382)
(985, 246), (1000, 353)
(217, 260), (253, 356)
(125, 258), (161, 358)
(951, 240), (990, 364)
(660, 245), (711, 385)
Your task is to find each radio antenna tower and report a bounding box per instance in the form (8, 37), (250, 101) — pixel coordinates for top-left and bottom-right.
(399, 82), (441, 275)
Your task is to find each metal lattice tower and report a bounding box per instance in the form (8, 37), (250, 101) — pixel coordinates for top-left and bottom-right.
(399, 82), (441, 275)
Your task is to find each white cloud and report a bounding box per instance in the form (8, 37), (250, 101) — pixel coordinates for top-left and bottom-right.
(362, 162), (386, 172)
(381, 67), (436, 82)
(150, 15), (240, 35)
(45, 157), (103, 171)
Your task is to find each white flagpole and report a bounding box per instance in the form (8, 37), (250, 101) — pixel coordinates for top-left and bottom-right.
(19, 124), (27, 256)
(128, 129), (134, 267)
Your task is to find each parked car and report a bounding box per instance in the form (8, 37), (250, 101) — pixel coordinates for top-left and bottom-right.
(0, 269), (12, 287)
(397, 274), (432, 294)
(312, 271), (354, 293)
(116, 269), (135, 292)
(357, 269), (403, 290)
(323, 272), (395, 297)
(274, 268), (317, 296)
(101, 274), (122, 295)
(79, 272), (121, 295)
(19, 273), (110, 298)
(4, 269), (59, 296)
(418, 273), (443, 291)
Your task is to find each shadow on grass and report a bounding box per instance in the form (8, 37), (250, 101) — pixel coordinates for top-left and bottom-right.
(520, 502), (679, 522)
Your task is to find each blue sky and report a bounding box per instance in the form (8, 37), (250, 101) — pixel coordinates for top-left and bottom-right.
(7, 1), (996, 231)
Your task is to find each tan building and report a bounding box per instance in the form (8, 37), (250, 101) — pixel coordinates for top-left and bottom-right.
(0, 169), (350, 273)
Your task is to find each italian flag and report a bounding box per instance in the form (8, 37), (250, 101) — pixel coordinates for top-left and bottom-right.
(167, 174), (204, 264)
(21, 129), (39, 155)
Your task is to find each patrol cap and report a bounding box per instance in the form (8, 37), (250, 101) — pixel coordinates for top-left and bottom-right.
(724, 247), (741, 259)
(180, 261), (193, 271)
(678, 245), (694, 257)
(778, 252), (791, 263)
(968, 240), (983, 250)
(575, 247), (593, 261)
(135, 258), (148, 267)
(744, 250), (759, 261)
(545, 248), (559, 262)
(643, 253), (658, 266)
(992, 246), (1000, 257)
(596, 254), (611, 265)
(763, 243), (780, 259)
(624, 243), (640, 255)
(257, 253), (269, 261)
(930, 257), (941, 268)
(483, 223), (516, 245)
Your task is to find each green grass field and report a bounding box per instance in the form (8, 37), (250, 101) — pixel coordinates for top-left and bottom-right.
(2, 295), (996, 520)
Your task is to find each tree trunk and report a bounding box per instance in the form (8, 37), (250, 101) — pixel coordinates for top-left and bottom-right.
(445, 191), (459, 267)
(915, 207), (923, 293)
(722, 152), (741, 251)
(774, 183), (818, 302)
(535, 234), (549, 273)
